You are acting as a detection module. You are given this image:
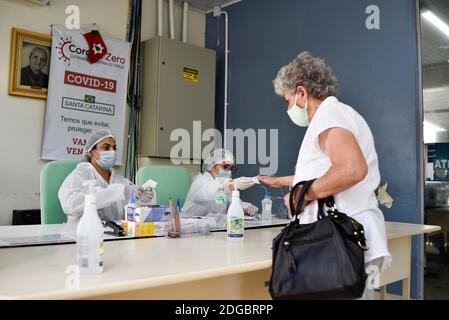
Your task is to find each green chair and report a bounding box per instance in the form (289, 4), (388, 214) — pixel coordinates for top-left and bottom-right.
(40, 160), (79, 224)
(136, 165), (191, 207)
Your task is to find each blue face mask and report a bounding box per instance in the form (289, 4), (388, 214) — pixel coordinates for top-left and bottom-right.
(96, 151), (116, 170)
(216, 168), (232, 179)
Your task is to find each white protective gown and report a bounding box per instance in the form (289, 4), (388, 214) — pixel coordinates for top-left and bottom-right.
(58, 162), (131, 223)
(182, 172), (253, 217)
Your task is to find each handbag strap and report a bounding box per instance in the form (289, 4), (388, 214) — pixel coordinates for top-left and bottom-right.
(318, 197), (369, 251)
(290, 182), (369, 251)
(289, 179), (316, 223)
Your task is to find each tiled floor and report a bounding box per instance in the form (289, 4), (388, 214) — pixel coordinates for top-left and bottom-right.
(424, 256), (449, 299)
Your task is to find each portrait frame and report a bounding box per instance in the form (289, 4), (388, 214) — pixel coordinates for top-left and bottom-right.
(8, 28), (52, 99)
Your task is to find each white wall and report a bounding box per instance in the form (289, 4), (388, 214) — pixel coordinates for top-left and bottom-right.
(0, 0), (205, 225)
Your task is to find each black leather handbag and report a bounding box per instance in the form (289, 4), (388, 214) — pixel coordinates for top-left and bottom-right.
(268, 179), (369, 299)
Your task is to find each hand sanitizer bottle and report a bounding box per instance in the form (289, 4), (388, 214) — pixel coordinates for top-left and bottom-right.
(227, 190), (244, 241)
(261, 194), (273, 223)
(215, 182), (228, 228)
(215, 169), (229, 228)
(125, 189), (136, 221)
(76, 180), (104, 274)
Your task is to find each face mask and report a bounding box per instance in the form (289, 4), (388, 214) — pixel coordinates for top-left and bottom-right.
(216, 168), (232, 179)
(287, 93), (310, 127)
(96, 151), (116, 170)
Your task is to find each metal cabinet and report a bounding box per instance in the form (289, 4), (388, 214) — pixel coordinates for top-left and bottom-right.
(139, 36), (216, 160)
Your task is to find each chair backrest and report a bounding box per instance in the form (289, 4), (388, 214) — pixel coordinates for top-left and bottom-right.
(136, 165), (191, 207)
(40, 160), (79, 224)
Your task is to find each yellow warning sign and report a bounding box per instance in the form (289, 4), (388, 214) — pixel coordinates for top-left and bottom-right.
(183, 67), (199, 83)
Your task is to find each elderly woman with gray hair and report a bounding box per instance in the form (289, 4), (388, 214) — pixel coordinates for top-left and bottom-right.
(259, 52), (391, 300)
(58, 129), (155, 223)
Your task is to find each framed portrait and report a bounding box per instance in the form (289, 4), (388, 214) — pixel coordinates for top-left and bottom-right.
(9, 28), (52, 99)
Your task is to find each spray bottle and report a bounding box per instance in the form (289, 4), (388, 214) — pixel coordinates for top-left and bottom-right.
(125, 188), (136, 221)
(261, 186), (273, 223)
(215, 170), (229, 228)
(76, 180), (104, 274)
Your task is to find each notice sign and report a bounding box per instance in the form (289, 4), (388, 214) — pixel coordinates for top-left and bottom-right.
(41, 26), (130, 164)
(182, 67), (199, 83)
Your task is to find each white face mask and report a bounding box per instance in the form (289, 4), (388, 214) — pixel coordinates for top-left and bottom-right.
(96, 150), (116, 170)
(286, 93), (310, 127)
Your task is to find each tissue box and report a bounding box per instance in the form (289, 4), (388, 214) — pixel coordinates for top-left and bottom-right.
(122, 220), (168, 237)
(134, 205), (167, 223)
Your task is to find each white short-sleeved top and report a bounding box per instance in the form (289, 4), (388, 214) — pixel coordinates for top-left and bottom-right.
(293, 96), (391, 269)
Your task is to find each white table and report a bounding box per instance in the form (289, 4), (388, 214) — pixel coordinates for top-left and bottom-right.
(0, 221), (440, 299)
(0, 217), (291, 248)
(378, 222), (440, 299)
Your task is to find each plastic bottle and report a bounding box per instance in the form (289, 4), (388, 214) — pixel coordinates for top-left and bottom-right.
(215, 170), (229, 227)
(261, 189), (273, 223)
(125, 189), (136, 221)
(76, 180), (104, 274)
(227, 190), (244, 240)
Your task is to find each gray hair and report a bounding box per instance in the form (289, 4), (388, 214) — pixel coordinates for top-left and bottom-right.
(273, 51), (338, 99)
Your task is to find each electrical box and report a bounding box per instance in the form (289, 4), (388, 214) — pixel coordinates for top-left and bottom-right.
(140, 37), (216, 159)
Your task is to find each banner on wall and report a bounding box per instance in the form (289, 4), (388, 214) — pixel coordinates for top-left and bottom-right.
(41, 26), (130, 164)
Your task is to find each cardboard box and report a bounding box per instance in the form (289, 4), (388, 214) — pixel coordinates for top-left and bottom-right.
(122, 220), (168, 237)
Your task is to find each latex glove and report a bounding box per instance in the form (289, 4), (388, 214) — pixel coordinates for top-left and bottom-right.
(136, 187), (155, 206)
(233, 177), (255, 190)
(224, 178), (234, 192)
(124, 184), (143, 201)
(243, 203), (258, 216)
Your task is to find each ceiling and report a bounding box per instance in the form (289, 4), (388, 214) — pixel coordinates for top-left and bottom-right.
(421, 0), (449, 141)
(421, 0), (449, 67)
(173, 0), (241, 13)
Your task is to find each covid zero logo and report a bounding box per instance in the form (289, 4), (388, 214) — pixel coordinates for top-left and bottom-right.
(55, 35), (127, 67)
(55, 36), (72, 65)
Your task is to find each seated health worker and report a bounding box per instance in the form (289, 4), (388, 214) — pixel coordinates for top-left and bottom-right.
(58, 129), (155, 223)
(182, 148), (258, 217)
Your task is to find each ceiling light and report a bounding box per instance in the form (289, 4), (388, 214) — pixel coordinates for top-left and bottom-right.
(422, 10), (449, 39)
(424, 120), (445, 132)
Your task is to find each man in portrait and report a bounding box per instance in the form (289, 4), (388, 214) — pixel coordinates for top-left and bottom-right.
(20, 46), (49, 89)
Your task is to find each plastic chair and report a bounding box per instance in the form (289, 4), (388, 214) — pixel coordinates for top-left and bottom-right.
(40, 160), (79, 224)
(136, 165), (191, 207)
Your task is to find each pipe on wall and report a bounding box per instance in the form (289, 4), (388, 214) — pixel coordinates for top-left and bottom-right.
(182, 1), (189, 43)
(157, 0), (163, 36)
(169, 0), (175, 40)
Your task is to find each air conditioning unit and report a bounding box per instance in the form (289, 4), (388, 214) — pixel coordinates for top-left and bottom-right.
(26, 0), (52, 6)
